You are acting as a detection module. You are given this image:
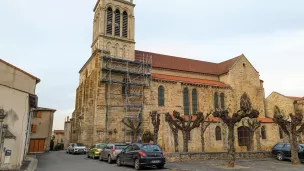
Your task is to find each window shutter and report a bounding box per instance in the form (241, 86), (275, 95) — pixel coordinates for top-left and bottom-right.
(158, 86), (165, 107)
(37, 111), (42, 118)
(214, 92), (219, 110)
(32, 124), (37, 133)
(220, 93), (225, 109)
(192, 89), (197, 115)
(106, 7), (113, 35)
(122, 11), (128, 38)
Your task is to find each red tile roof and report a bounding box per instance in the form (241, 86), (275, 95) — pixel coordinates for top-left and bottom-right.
(0, 58), (40, 83)
(53, 130), (64, 134)
(135, 50), (242, 75)
(286, 96), (304, 101)
(257, 118), (273, 123)
(152, 74), (229, 88)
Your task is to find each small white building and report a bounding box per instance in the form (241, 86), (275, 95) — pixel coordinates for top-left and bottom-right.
(0, 58), (40, 170)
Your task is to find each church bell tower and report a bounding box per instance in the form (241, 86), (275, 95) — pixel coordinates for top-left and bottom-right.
(92, 0), (135, 61)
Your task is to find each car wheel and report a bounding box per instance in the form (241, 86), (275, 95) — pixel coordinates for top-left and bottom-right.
(277, 153), (284, 161)
(157, 165), (164, 169)
(116, 157), (122, 167)
(108, 155), (112, 164)
(134, 159), (142, 170)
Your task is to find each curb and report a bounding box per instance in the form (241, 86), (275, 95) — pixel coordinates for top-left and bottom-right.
(24, 156), (38, 171)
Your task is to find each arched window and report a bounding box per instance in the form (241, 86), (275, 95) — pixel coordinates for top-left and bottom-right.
(192, 89), (198, 115)
(122, 11), (128, 38)
(215, 126), (222, 141)
(106, 7), (113, 35)
(238, 126), (249, 146)
(183, 88), (189, 115)
(279, 127), (284, 139)
(158, 86), (165, 107)
(115, 9), (121, 36)
(220, 93), (225, 109)
(214, 92), (219, 110)
(261, 126), (267, 139)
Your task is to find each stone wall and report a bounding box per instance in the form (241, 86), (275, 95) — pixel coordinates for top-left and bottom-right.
(265, 92), (295, 118)
(166, 152), (273, 162)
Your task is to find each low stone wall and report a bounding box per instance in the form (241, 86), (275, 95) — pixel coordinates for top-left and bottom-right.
(166, 152), (273, 162)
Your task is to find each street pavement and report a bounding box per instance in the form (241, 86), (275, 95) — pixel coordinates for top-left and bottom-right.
(36, 151), (304, 171)
(36, 151), (170, 171)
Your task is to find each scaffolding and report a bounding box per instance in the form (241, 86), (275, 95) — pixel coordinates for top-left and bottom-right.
(101, 52), (152, 143)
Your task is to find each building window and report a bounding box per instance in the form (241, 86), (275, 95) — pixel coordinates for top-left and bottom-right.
(115, 9), (121, 36)
(279, 127), (284, 139)
(122, 11), (128, 38)
(261, 126), (267, 139)
(31, 124), (37, 133)
(158, 86), (165, 107)
(183, 88), (189, 115)
(192, 89), (198, 115)
(122, 78), (130, 96)
(106, 7), (113, 35)
(238, 126), (249, 146)
(214, 92), (219, 110)
(220, 93), (225, 109)
(215, 126), (222, 141)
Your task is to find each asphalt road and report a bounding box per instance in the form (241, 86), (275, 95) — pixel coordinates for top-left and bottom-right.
(36, 151), (304, 171)
(36, 151), (170, 171)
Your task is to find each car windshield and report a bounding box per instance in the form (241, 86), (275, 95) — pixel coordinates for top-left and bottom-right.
(141, 145), (161, 152)
(76, 143), (84, 146)
(115, 145), (127, 150)
(96, 144), (105, 149)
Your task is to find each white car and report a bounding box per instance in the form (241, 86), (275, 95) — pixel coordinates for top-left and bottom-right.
(67, 143), (87, 155)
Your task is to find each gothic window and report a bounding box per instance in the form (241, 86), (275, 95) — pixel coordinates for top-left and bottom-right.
(214, 92), (219, 110)
(122, 78), (130, 96)
(238, 126), (249, 146)
(183, 88), (189, 115)
(192, 89), (198, 114)
(220, 93), (225, 109)
(215, 126), (222, 141)
(158, 86), (165, 107)
(261, 126), (267, 139)
(279, 127), (284, 139)
(122, 11), (128, 38)
(115, 9), (121, 36)
(106, 7), (113, 35)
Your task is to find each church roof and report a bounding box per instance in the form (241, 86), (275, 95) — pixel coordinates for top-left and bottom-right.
(152, 74), (229, 88)
(135, 50), (242, 76)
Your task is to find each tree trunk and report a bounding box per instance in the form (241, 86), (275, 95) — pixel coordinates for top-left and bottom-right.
(255, 128), (261, 151)
(248, 131), (254, 151)
(201, 129), (205, 152)
(154, 128), (158, 144)
(133, 131), (137, 143)
(290, 126), (301, 165)
(182, 131), (190, 152)
(227, 126), (235, 167)
(173, 132), (179, 152)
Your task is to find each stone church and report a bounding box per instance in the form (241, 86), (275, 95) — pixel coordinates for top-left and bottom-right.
(71, 0), (295, 152)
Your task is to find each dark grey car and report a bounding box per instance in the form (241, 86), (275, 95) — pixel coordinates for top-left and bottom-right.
(99, 143), (127, 163)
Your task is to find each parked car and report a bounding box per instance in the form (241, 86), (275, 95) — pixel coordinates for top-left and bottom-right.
(116, 143), (166, 170)
(271, 143), (304, 161)
(66, 143), (87, 155)
(87, 144), (106, 159)
(100, 143), (127, 163)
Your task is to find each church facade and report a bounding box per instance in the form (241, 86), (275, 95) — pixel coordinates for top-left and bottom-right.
(71, 0), (289, 152)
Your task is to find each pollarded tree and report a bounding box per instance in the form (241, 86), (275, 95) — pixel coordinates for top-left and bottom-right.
(201, 122), (211, 152)
(165, 111), (211, 152)
(241, 118), (261, 151)
(273, 106), (304, 165)
(213, 93), (259, 167)
(165, 114), (179, 152)
(122, 117), (142, 143)
(150, 111), (161, 144)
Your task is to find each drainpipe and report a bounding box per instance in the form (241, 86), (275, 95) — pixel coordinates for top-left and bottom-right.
(0, 109), (7, 167)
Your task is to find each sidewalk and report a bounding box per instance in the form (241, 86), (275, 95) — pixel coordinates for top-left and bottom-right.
(21, 155), (37, 171)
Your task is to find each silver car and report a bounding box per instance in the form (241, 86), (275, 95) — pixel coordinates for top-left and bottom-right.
(99, 143), (127, 163)
(66, 143), (87, 155)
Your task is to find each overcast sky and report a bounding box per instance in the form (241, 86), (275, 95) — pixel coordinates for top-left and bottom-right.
(1, 0), (303, 130)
